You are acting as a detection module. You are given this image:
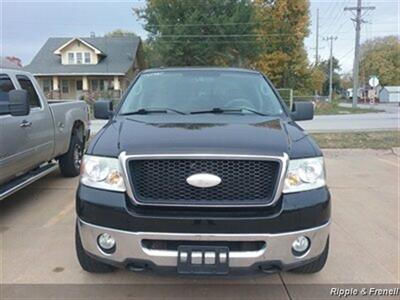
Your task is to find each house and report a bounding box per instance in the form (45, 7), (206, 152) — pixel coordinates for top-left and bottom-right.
(379, 86), (400, 103)
(24, 36), (144, 100)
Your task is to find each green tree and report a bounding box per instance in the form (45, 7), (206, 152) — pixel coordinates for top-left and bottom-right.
(359, 36), (400, 86)
(319, 57), (341, 96)
(104, 29), (137, 37)
(251, 0), (311, 91)
(134, 0), (258, 67)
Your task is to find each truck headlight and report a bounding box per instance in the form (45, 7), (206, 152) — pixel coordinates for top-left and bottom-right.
(283, 157), (325, 193)
(81, 155), (126, 192)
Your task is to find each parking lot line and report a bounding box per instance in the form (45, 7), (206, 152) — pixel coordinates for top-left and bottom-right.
(43, 200), (75, 228)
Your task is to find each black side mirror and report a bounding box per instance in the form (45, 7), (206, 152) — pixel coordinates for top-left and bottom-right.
(94, 100), (113, 119)
(9, 90), (30, 116)
(291, 101), (314, 121)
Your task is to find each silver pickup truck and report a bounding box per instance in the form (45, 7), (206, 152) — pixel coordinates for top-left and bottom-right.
(0, 69), (90, 200)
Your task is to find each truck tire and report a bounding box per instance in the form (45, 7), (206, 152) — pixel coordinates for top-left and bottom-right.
(289, 237), (329, 274)
(59, 130), (83, 177)
(75, 222), (116, 273)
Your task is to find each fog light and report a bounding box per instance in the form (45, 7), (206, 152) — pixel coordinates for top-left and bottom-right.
(97, 233), (116, 253)
(292, 236), (310, 256)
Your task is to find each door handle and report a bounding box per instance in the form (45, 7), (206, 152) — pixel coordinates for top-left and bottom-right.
(20, 120), (32, 128)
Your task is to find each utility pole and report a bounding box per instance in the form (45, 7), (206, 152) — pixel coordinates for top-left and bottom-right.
(314, 9), (320, 100)
(324, 36), (337, 102)
(315, 8), (320, 65)
(345, 0), (375, 108)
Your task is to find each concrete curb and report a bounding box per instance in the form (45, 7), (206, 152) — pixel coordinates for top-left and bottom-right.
(321, 148), (399, 157)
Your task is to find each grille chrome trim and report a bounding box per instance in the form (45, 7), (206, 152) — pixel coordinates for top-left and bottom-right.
(119, 152), (289, 208)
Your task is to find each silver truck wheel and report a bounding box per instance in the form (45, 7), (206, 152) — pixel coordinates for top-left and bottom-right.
(59, 130), (83, 177)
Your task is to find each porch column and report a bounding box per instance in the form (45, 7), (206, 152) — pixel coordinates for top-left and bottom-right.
(52, 76), (60, 99)
(82, 76), (89, 100)
(113, 76), (121, 99)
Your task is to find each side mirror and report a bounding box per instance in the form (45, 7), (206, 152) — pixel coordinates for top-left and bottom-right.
(9, 90), (30, 116)
(94, 99), (113, 119)
(291, 101), (314, 121)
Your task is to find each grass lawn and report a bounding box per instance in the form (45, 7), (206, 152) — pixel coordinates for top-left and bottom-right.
(314, 101), (383, 115)
(311, 131), (400, 149)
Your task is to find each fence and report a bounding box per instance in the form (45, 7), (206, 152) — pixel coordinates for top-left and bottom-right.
(276, 89), (330, 110)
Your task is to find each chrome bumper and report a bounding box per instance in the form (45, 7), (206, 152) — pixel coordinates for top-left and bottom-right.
(78, 219), (330, 269)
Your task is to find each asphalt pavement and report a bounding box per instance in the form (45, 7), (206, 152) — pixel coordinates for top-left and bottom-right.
(0, 149), (398, 299)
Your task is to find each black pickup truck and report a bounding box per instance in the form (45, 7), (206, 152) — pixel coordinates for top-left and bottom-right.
(76, 68), (330, 275)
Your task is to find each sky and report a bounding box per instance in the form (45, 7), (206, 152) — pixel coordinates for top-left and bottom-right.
(1, 0), (398, 74)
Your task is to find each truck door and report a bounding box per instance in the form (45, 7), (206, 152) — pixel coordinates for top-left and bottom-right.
(15, 75), (54, 169)
(0, 73), (34, 185)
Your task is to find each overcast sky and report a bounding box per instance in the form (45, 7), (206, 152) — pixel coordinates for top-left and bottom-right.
(1, 0), (398, 73)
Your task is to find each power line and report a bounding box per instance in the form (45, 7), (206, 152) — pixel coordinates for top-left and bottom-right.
(337, 48), (354, 61)
(320, 1), (349, 36)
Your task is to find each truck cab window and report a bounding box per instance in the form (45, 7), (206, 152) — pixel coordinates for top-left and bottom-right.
(0, 74), (15, 101)
(16, 75), (41, 108)
(0, 74), (15, 115)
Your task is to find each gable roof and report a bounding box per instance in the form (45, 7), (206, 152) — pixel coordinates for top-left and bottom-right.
(24, 36), (141, 76)
(53, 38), (104, 55)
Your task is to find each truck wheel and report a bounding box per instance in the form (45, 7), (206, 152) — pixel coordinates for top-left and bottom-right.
(289, 237), (329, 274)
(59, 131), (83, 177)
(75, 222), (116, 273)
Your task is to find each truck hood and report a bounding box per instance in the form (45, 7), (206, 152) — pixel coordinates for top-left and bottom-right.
(88, 115), (320, 159)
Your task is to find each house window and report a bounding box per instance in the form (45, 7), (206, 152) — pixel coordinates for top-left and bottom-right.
(76, 52), (82, 64)
(68, 53), (74, 64)
(61, 80), (69, 94)
(91, 79), (98, 91)
(91, 79), (105, 91)
(76, 80), (83, 91)
(43, 79), (52, 93)
(84, 52), (91, 64)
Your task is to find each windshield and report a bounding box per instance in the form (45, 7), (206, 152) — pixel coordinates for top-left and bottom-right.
(118, 70), (284, 116)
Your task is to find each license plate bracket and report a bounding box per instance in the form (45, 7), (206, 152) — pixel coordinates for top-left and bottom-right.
(177, 245), (229, 275)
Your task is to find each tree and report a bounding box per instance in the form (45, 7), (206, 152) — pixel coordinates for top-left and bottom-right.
(251, 0), (311, 91)
(340, 73), (353, 90)
(104, 29), (137, 37)
(319, 57), (341, 96)
(359, 36), (400, 86)
(134, 0), (258, 67)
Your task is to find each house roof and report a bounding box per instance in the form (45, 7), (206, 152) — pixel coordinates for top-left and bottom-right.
(53, 38), (104, 55)
(24, 37), (141, 76)
(382, 86), (400, 93)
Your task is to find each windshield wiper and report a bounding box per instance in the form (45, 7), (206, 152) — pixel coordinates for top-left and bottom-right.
(121, 108), (186, 115)
(190, 107), (268, 116)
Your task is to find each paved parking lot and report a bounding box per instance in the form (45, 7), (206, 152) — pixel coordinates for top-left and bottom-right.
(0, 149), (398, 299)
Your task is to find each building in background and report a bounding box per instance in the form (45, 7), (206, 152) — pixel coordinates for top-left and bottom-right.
(379, 86), (400, 103)
(24, 36), (144, 100)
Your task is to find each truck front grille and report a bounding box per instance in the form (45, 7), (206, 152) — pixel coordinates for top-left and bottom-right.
(127, 158), (282, 207)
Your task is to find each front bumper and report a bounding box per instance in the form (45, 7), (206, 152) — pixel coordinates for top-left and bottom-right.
(78, 218), (330, 272)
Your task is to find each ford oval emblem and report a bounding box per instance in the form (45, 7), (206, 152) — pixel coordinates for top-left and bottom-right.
(186, 173), (221, 188)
